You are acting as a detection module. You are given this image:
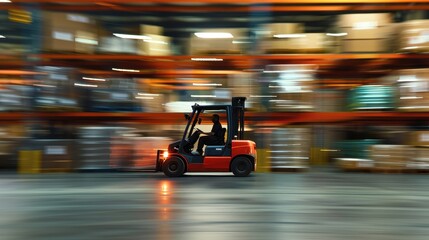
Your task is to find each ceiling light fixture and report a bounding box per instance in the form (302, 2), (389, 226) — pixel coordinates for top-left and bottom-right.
(113, 33), (151, 40)
(194, 32), (233, 39)
(112, 68), (140, 72)
(191, 58), (223, 62)
(326, 33), (348, 37)
(82, 77), (106, 82)
(273, 34), (306, 38)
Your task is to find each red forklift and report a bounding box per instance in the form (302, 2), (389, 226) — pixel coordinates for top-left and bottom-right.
(156, 97), (257, 177)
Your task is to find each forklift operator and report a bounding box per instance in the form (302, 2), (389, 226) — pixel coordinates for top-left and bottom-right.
(189, 114), (223, 155)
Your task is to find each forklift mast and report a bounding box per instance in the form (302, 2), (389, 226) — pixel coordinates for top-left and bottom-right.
(231, 97), (246, 140)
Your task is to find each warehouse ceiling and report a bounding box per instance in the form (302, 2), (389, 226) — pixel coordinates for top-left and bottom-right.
(0, 1), (428, 48)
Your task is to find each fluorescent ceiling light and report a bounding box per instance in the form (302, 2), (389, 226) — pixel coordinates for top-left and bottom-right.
(398, 75), (418, 82)
(112, 68), (140, 72)
(194, 32), (233, 39)
(113, 33), (151, 40)
(0, 0), (11, 2)
(191, 95), (217, 98)
(138, 93), (160, 97)
(136, 96), (154, 100)
(74, 83), (98, 88)
(82, 77), (106, 82)
(273, 34), (306, 38)
(191, 58), (223, 62)
(326, 32), (348, 37)
(0, 35), (5, 38)
(250, 95), (277, 98)
(192, 83), (222, 86)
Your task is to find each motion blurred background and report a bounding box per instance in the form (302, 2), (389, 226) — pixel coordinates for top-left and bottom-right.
(1, 0), (429, 173)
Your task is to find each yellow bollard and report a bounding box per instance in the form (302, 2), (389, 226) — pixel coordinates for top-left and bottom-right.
(18, 150), (41, 174)
(256, 148), (271, 173)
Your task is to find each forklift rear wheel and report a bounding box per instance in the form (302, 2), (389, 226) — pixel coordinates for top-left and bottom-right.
(231, 157), (252, 177)
(163, 157), (185, 177)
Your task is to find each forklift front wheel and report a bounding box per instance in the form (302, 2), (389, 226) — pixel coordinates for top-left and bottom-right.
(231, 157), (252, 177)
(163, 157), (185, 177)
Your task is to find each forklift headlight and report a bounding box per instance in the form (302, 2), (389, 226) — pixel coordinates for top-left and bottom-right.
(163, 151), (169, 160)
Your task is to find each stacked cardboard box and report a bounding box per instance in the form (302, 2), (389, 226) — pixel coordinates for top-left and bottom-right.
(338, 13), (393, 53)
(394, 69), (429, 111)
(34, 66), (80, 111)
(398, 20), (429, 53)
(409, 148), (429, 170)
(138, 24), (171, 56)
(42, 12), (98, 53)
(188, 28), (245, 55)
(260, 23), (328, 53)
(38, 139), (74, 172)
(370, 144), (412, 170)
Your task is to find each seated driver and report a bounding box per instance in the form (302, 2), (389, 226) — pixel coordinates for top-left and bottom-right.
(188, 114), (223, 155)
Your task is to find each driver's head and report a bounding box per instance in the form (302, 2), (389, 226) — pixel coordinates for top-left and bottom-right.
(212, 114), (219, 123)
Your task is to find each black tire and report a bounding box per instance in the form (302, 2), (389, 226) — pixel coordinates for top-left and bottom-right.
(163, 157), (185, 177)
(231, 157), (252, 177)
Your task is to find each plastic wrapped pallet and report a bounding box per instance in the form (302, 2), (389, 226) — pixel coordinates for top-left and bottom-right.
(268, 127), (311, 170)
(110, 136), (172, 170)
(77, 126), (134, 170)
(261, 64), (316, 112)
(347, 85), (395, 110)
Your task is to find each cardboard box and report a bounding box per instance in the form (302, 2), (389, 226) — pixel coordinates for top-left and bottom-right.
(43, 11), (97, 29)
(262, 33), (327, 53)
(340, 25), (393, 39)
(189, 37), (239, 55)
(398, 22), (429, 52)
(42, 12), (98, 53)
(138, 34), (171, 56)
(75, 30), (98, 54)
(189, 28), (246, 54)
(140, 24), (163, 35)
(338, 13), (392, 28)
(262, 23), (304, 37)
(370, 144), (411, 164)
(43, 28), (75, 52)
(341, 39), (390, 53)
(409, 131), (429, 147)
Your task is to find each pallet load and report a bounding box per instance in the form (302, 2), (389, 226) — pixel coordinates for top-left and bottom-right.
(338, 13), (393, 53)
(260, 23), (328, 53)
(347, 85), (395, 110)
(370, 144), (412, 172)
(269, 127), (311, 171)
(398, 20), (429, 53)
(42, 12), (98, 53)
(188, 28), (246, 55)
(262, 64), (316, 112)
(393, 69), (429, 112)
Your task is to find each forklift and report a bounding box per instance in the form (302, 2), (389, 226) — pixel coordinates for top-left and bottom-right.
(156, 97), (257, 177)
